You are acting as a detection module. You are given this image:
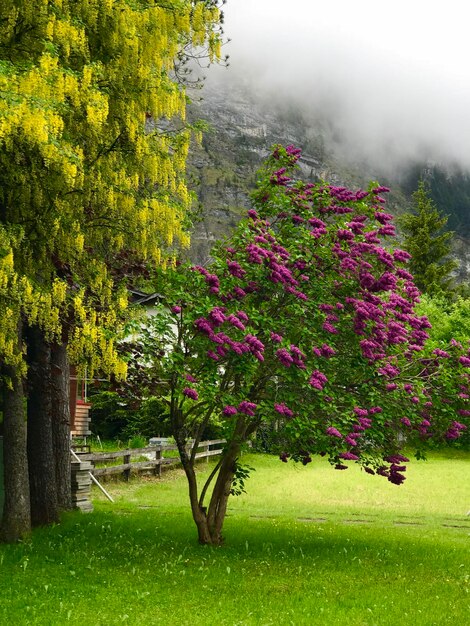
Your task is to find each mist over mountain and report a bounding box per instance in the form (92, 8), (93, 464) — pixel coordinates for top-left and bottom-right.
(186, 79), (470, 281)
(184, 1), (470, 278)
(216, 0), (470, 174)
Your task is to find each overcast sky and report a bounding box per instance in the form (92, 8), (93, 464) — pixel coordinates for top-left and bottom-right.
(207, 0), (470, 171)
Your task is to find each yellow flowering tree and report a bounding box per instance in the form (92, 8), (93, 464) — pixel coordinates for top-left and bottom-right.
(0, 0), (222, 541)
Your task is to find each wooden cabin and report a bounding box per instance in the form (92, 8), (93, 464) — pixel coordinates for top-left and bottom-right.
(69, 367), (92, 438)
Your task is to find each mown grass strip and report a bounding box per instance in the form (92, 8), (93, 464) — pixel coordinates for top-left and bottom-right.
(0, 451), (468, 625)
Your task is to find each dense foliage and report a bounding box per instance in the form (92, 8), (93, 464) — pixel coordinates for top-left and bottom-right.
(0, 0), (222, 373)
(0, 0), (223, 542)
(140, 145), (469, 543)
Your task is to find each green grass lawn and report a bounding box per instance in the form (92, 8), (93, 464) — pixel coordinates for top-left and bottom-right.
(1, 451), (469, 625)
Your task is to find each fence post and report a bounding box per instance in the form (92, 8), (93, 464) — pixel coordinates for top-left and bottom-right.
(71, 459), (93, 512)
(203, 442), (209, 463)
(154, 447), (162, 477)
(123, 453), (131, 481)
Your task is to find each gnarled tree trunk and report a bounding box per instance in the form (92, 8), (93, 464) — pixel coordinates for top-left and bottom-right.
(204, 441), (240, 544)
(50, 342), (72, 511)
(26, 325), (59, 527)
(181, 447), (239, 546)
(175, 412), (246, 546)
(0, 322), (31, 543)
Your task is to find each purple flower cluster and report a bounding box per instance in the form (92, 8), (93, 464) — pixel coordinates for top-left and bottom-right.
(270, 167), (291, 186)
(286, 144), (302, 161)
(309, 217), (326, 229)
(222, 405), (238, 416)
(244, 334), (265, 361)
(226, 314), (246, 331)
(290, 345), (306, 368)
(339, 452), (359, 461)
(276, 348), (294, 367)
(183, 387), (198, 401)
(355, 416), (372, 430)
(193, 265), (220, 294)
(378, 224), (396, 237)
(227, 260), (246, 279)
(208, 306), (226, 326)
(374, 455), (408, 485)
(372, 185), (391, 194)
(275, 344), (306, 369)
(309, 370), (327, 390)
(344, 433), (361, 446)
(322, 321), (338, 334)
(375, 211), (394, 224)
(238, 401), (257, 416)
(326, 427), (343, 438)
(353, 407), (368, 417)
(274, 403), (294, 418)
(312, 343), (336, 358)
(388, 464), (407, 485)
(384, 454), (410, 464)
(329, 185), (359, 203)
(337, 228), (355, 241)
(393, 248), (411, 262)
(378, 362), (401, 378)
(446, 421), (467, 439)
(194, 305), (267, 363)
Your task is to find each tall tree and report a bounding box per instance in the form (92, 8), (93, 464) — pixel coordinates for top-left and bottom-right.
(0, 320), (31, 543)
(0, 231), (33, 542)
(0, 0), (222, 540)
(143, 146), (469, 545)
(50, 341), (73, 511)
(26, 326), (59, 527)
(399, 181), (457, 296)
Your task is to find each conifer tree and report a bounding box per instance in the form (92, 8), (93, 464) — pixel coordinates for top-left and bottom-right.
(399, 181), (457, 297)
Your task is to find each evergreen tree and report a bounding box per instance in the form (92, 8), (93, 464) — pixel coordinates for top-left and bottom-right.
(399, 181), (457, 296)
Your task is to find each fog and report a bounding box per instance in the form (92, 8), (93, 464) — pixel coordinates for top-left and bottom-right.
(206, 0), (470, 172)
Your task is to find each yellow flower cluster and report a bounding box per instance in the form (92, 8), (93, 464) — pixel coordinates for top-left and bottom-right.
(0, 0), (222, 376)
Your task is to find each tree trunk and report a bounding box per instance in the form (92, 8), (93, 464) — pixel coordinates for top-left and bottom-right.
(180, 432), (241, 545)
(26, 326), (59, 527)
(185, 446), (239, 546)
(173, 408), (247, 546)
(0, 323), (31, 543)
(50, 342), (72, 511)
(205, 441), (240, 545)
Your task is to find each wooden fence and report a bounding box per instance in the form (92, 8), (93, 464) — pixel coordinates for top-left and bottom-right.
(77, 439), (226, 481)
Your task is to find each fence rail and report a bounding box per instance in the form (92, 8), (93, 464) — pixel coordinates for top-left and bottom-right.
(76, 439), (226, 480)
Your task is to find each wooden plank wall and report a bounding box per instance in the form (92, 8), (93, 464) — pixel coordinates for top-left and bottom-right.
(71, 403), (92, 437)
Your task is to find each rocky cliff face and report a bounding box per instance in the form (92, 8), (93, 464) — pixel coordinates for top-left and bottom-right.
(186, 80), (469, 281)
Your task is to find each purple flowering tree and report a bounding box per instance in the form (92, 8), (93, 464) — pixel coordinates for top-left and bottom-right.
(150, 145), (469, 545)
